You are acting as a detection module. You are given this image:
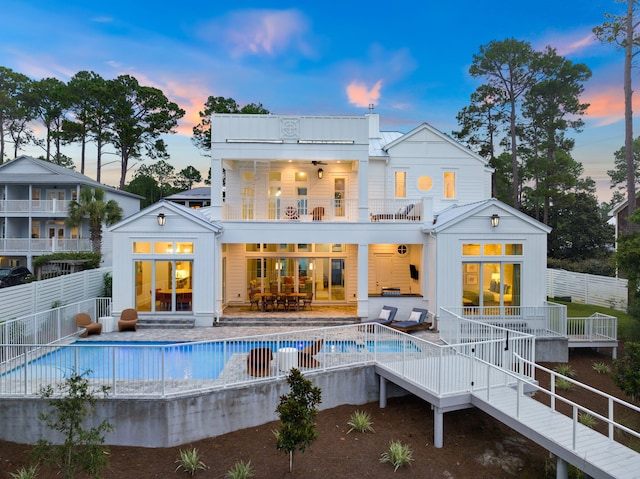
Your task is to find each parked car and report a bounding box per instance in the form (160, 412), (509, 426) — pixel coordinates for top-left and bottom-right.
(0, 266), (33, 287)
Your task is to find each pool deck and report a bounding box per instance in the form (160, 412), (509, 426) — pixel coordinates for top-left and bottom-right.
(80, 323), (442, 344)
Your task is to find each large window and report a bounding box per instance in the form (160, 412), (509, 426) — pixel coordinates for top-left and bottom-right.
(461, 243), (522, 311)
(133, 241), (194, 313)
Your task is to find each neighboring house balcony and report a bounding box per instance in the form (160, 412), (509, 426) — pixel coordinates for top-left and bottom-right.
(0, 199), (72, 216)
(221, 197), (426, 223)
(0, 238), (92, 254)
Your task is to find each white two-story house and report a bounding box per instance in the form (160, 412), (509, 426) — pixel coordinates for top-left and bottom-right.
(0, 156), (142, 270)
(110, 112), (551, 326)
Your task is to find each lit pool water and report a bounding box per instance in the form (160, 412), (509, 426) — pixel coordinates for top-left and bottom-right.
(4, 339), (420, 381)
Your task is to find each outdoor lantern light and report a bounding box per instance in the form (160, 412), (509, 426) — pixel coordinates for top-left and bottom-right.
(317, 168), (323, 179)
(490, 213), (500, 228)
(157, 213), (166, 226)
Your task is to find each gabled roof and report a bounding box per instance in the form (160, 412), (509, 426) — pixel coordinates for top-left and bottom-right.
(109, 199), (223, 233)
(0, 155), (142, 199)
(369, 131), (403, 157)
(165, 186), (211, 201)
(430, 198), (551, 233)
(382, 123), (492, 169)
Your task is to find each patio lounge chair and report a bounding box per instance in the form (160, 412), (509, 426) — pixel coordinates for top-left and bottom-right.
(75, 312), (102, 338)
(247, 347), (273, 377)
(370, 203), (421, 222)
(298, 339), (324, 368)
(364, 305), (398, 325)
(118, 308), (138, 332)
(389, 308), (429, 333)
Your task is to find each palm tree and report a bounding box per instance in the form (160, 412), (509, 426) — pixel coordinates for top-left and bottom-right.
(66, 187), (123, 256)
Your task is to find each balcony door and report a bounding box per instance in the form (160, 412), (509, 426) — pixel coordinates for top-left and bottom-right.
(334, 178), (345, 217)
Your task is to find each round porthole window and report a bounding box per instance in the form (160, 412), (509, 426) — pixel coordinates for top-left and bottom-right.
(397, 244), (408, 256)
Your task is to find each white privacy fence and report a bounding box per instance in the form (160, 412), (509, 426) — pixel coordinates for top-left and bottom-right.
(0, 320), (535, 398)
(0, 267), (111, 323)
(547, 269), (627, 311)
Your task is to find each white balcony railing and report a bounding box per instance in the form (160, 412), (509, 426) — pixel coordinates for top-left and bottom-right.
(0, 199), (72, 214)
(222, 197), (424, 223)
(223, 197), (358, 222)
(0, 238), (93, 253)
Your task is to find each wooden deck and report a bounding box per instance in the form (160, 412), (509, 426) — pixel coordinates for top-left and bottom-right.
(377, 354), (640, 478)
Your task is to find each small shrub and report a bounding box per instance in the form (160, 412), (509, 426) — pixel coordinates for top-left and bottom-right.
(554, 364), (576, 378)
(592, 362), (611, 374)
(578, 412), (597, 429)
(380, 440), (414, 472)
(347, 410), (375, 434)
(9, 466), (38, 479)
(555, 377), (573, 391)
(226, 460), (254, 479)
(175, 448), (207, 476)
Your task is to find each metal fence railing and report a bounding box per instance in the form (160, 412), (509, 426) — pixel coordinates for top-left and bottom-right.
(566, 313), (618, 342)
(0, 297), (111, 364)
(0, 320), (535, 398)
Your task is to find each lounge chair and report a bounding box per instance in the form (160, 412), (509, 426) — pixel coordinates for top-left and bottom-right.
(75, 312), (102, 338)
(247, 347), (273, 377)
(389, 308), (429, 333)
(118, 308), (138, 332)
(364, 305), (398, 325)
(298, 339), (324, 368)
(370, 203), (421, 222)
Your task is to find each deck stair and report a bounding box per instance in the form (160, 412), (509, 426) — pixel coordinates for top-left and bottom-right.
(471, 385), (640, 479)
(136, 317), (195, 329)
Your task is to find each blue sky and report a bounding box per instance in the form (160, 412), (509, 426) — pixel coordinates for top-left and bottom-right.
(2, 0), (636, 202)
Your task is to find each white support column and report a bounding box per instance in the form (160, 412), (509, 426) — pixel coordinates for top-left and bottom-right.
(556, 457), (568, 479)
(357, 243), (369, 318)
(379, 376), (387, 408)
(210, 154), (223, 220)
(433, 407), (443, 448)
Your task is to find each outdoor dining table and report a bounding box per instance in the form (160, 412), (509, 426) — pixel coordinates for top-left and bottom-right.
(254, 292), (306, 311)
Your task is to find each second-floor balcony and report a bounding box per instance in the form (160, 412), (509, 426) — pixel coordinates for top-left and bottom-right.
(222, 197), (425, 223)
(0, 238), (93, 254)
(0, 199), (72, 215)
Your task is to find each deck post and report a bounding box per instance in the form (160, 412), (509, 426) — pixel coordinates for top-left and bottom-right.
(379, 376), (387, 408)
(433, 407), (443, 448)
(556, 457), (568, 479)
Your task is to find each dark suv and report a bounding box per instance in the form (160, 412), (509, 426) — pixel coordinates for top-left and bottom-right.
(0, 266), (32, 288)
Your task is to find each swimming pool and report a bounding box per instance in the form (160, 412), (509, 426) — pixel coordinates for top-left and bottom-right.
(3, 339), (421, 382)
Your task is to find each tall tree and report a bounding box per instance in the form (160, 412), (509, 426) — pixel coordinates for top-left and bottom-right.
(192, 97), (269, 154)
(107, 75), (185, 189)
(520, 47), (591, 224)
(0, 67), (34, 163)
(24, 77), (70, 164)
(468, 38), (539, 209)
(608, 136), (640, 203)
(594, 0), (640, 226)
(66, 187), (123, 256)
(174, 165), (202, 191)
(64, 71), (114, 179)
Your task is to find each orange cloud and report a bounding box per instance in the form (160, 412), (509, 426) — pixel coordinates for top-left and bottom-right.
(346, 80), (383, 108)
(581, 86), (640, 127)
(552, 33), (598, 56)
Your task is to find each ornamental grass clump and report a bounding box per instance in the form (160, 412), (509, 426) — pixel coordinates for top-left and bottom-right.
(226, 460), (254, 479)
(175, 448), (207, 476)
(592, 362), (612, 374)
(380, 440), (414, 472)
(9, 466), (38, 479)
(553, 363), (576, 378)
(555, 377), (573, 391)
(347, 410), (375, 434)
(578, 412), (598, 429)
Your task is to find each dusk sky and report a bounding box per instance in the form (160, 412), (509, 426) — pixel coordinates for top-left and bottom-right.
(2, 0), (637, 202)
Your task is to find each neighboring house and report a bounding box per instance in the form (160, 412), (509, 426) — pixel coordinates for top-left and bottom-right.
(0, 155), (142, 270)
(165, 186), (211, 208)
(610, 199), (633, 242)
(110, 113), (550, 326)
